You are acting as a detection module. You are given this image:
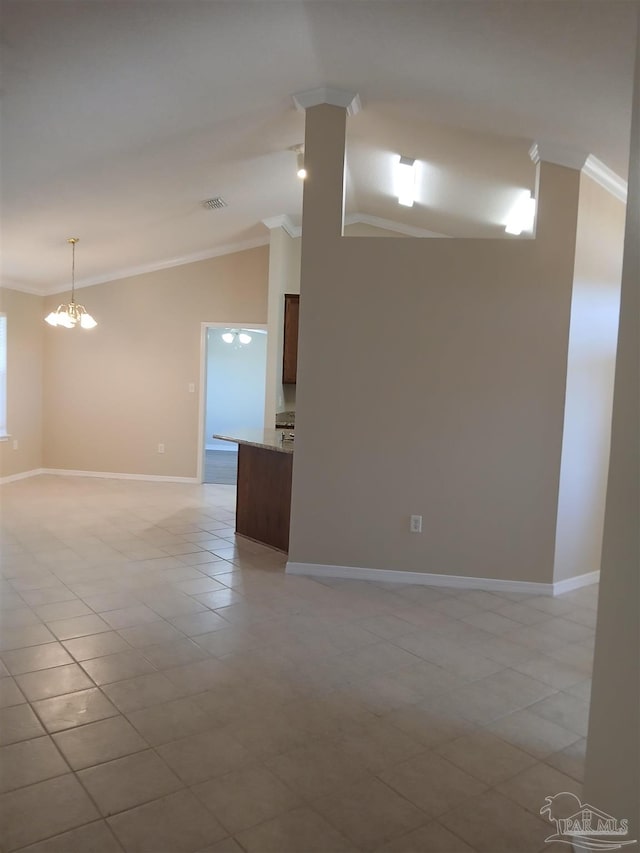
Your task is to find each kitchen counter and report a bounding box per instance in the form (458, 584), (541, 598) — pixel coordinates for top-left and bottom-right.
(213, 429), (293, 453)
(212, 429), (293, 552)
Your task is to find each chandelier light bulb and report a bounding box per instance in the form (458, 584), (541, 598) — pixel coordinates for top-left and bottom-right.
(44, 238), (98, 330)
(222, 332), (234, 343)
(238, 332), (252, 345)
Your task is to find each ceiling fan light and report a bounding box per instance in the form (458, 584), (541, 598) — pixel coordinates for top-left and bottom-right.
(222, 332), (234, 343)
(238, 332), (252, 344)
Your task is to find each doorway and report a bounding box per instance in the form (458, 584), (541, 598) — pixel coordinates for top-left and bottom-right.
(199, 323), (268, 484)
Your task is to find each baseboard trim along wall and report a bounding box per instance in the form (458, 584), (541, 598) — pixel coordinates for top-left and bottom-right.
(0, 468), (199, 485)
(286, 561), (601, 596)
(552, 570), (601, 595)
(0, 468), (46, 484)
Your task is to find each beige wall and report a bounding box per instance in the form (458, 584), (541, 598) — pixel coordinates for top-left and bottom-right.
(553, 175), (626, 582)
(584, 30), (639, 840)
(0, 288), (44, 478)
(290, 103), (582, 584)
(42, 246), (268, 478)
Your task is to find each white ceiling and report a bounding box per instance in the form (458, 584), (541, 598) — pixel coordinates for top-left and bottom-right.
(1, 0), (637, 295)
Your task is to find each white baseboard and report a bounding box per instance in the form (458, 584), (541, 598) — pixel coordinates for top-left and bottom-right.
(285, 561), (555, 595)
(553, 570), (600, 595)
(41, 468), (199, 484)
(0, 468), (45, 484)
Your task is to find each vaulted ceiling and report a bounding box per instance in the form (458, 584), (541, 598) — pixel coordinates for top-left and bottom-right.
(1, 0), (637, 294)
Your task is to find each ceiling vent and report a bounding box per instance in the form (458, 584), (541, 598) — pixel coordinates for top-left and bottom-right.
(202, 197), (227, 210)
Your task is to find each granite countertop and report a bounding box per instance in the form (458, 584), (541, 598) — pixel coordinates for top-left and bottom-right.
(213, 428), (294, 454)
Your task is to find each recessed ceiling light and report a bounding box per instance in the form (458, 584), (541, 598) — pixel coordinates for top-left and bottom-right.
(396, 156), (417, 207)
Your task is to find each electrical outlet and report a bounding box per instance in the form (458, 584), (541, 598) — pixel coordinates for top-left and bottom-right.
(410, 515), (422, 533)
(157, 443), (165, 454)
(12, 439), (18, 451)
(188, 383), (195, 393)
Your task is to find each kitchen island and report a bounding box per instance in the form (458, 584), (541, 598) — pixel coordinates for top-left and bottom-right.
(212, 429), (293, 552)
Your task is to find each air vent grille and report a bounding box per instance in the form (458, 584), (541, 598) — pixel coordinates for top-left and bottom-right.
(203, 197), (227, 210)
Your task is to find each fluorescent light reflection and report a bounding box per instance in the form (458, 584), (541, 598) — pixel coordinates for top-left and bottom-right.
(505, 191), (536, 235)
(396, 156), (417, 207)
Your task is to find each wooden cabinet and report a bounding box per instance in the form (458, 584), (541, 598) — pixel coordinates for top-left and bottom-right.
(282, 293), (299, 384)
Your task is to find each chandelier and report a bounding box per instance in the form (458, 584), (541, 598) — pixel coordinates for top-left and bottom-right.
(45, 238), (97, 329)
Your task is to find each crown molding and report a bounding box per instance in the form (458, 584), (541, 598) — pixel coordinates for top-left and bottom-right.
(38, 236), (270, 296)
(345, 213), (449, 238)
(0, 281), (45, 296)
(529, 141), (589, 171)
(530, 142), (627, 203)
(582, 155), (628, 203)
(292, 86), (361, 116)
(262, 215), (301, 238)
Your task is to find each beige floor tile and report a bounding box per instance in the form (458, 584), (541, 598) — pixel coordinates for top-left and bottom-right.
(101, 605), (162, 630)
(313, 776), (428, 851)
(513, 655), (588, 689)
(235, 806), (358, 853)
(436, 730), (536, 784)
(0, 675), (25, 708)
(33, 687), (119, 733)
(0, 702), (45, 744)
(440, 789), (551, 853)
(0, 623), (57, 651)
(16, 662), (94, 701)
(544, 738), (586, 782)
(162, 658), (237, 695)
(117, 620), (186, 647)
(528, 692), (591, 737)
(1, 641), (75, 675)
(138, 638), (209, 669)
(375, 820), (476, 852)
(108, 789), (226, 852)
(194, 838), (244, 853)
(77, 749), (183, 816)
(102, 671), (186, 713)
(80, 649), (157, 685)
(0, 736), (69, 793)
(485, 708), (581, 759)
(53, 715), (148, 769)
(1, 607), (43, 628)
(192, 765), (302, 834)
(478, 667), (557, 706)
(125, 696), (214, 745)
(336, 718), (426, 773)
(0, 774), (100, 850)
(156, 728), (252, 785)
(35, 600), (93, 622)
(62, 631), (132, 661)
(265, 737), (373, 800)
(379, 751), (487, 817)
(169, 610), (231, 636)
(15, 819), (124, 853)
(384, 703), (476, 748)
(47, 614), (112, 641)
(495, 761), (582, 814)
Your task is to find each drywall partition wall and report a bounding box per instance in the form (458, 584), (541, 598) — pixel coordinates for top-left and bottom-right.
(42, 246), (268, 479)
(0, 288), (44, 479)
(264, 227), (301, 426)
(584, 27), (639, 840)
(289, 102), (581, 584)
(553, 175), (626, 582)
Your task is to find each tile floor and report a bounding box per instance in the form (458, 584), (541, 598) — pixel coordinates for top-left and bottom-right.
(0, 475), (597, 852)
